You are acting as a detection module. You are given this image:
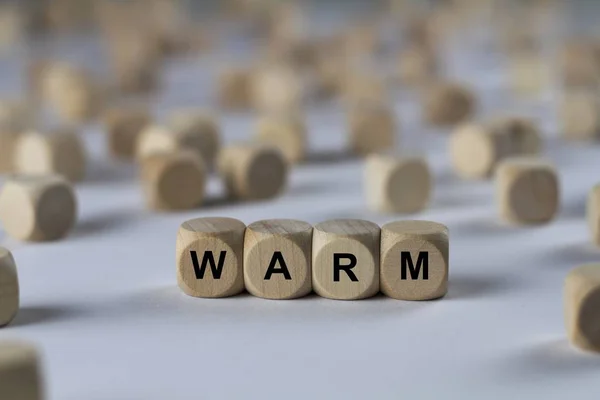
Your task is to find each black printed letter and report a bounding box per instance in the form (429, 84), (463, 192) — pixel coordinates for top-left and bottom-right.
(190, 251), (227, 279)
(264, 251), (292, 280)
(401, 252), (428, 280)
(333, 253), (359, 282)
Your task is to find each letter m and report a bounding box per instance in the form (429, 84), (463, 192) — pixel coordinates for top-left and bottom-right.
(190, 251), (227, 279)
(401, 251), (428, 280)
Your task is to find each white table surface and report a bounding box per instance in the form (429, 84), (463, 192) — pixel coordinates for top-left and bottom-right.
(2, 5), (600, 399)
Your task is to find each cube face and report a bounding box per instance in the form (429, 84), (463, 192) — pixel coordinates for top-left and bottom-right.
(35, 182), (78, 241)
(244, 220), (312, 299)
(349, 104), (396, 156)
(218, 144), (288, 201)
(561, 92), (600, 141)
(142, 152), (206, 211)
(312, 220), (380, 300)
(565, 264), (600, 352)
(450, 124), (498, 179)
(105, 108), (150, 159)
(385, 158), (431, 214)
(176, 218), (245, 298)
(365, 155), (431, 214)
(425, 83), (474, 126)
(0, 248), (19, 327)
(313, 237), (379, 300)
(497, 159), (559, 224)
(380, 221), (449, 300)
(0, 341), (43, 400)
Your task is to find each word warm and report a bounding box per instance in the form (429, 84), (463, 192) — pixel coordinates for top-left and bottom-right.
(176, 218), (449, 300)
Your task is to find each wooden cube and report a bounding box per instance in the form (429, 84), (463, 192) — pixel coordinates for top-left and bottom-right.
(365, 154), (431, 214)
(560, 91), (600, 141)
(14, 129), (87, 182)
(509, 52), (550, 96)
(560, 42), (600, 88)
(140, 151), (206, 211)
(423, 82), (475, 126)
(0, 341), (43, 400)
(450, 123), (511, 180)
(40, 62), (101, 123)
(217, 68), (253, 110)
(587, 184), (600, 246)
(496, 157), (559, 224)
(0, 247), (18, 327)
(565, 264), (600, 352)
(348, 102), (397, 156)
(397, 46), (438, 86)
(252, 65), (303, 113)
(0, 174), (77, 241)
(176, 217), (246, 298)
(380, 220), (449, 300)
(104, 106), (151, 160)
(217, 143), (288, 201)
(450, 118), (542, 180)
(254, 113), (307, 164)
(343, 73), (387, 106)
(244, 219), (312, 299)
(168, 110), (221, 169)
(312, 219), (380, 300)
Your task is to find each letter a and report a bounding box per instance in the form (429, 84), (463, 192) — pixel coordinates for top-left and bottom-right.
(264, 251), (292, 280)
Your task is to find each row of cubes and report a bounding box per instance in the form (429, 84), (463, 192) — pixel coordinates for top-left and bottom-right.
(176, 217), (449, 300)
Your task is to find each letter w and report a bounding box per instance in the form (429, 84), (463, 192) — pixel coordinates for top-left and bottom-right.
(190, 251), (227, 279)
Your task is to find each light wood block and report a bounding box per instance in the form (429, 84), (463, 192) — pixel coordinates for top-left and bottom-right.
(244, 219), (312, 299)
(252, 65), (303, 113)
(0, 341), (43, 400)
(14, 129), (87, 182)
(140, 151), (206, 211)
(397, 46), (437, 86)
(217, 143), (288, 201)
(496, 157), (559, 224)
(565, 264), (600, 352)
(509, 52), (550, 96)
(40, 62), (101, 123)
(450, 123), (511, 180)
(176, 217), (246, 298)
(217, 68), (253, 110)
(0, 247), (18, 327)
(587, 184), (600, 246)
(365, 154), (431, 214)
(380, 220), (449, 300)
(343, 73), (387, 106)
(104, 106), (151, 160)
(0, 174), (77, 242)
(168, 110), (221, 169)
(254, 113), (307, 164)
(312, 219), (380, 300)
(348, 102), (397, 156)
(560, 42), (600, 88)
(423, 82), (475, 126)
(560, 91), (600, 141)
(450, 118), (542, 180)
